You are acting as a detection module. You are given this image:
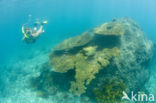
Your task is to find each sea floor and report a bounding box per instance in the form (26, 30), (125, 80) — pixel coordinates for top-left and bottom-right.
(0, 46), (156, 103)
(0, 47), (93, 103)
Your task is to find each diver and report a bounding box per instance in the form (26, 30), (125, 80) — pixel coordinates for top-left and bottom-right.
(22, 21), (47, 44)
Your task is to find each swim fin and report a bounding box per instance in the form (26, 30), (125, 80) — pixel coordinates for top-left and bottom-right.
(42, 21), (48, 24)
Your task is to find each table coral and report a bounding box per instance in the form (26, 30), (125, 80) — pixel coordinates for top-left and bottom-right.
(54, 32), (94, 51)
(94, 22), (125, 36)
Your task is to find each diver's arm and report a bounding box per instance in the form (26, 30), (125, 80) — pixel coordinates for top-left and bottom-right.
(32, 25), (44, 37)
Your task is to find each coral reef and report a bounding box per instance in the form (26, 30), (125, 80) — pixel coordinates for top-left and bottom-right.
(31, 17), (154, 103)
(49, 17), (153, 97)
(49, 34), (121, 96)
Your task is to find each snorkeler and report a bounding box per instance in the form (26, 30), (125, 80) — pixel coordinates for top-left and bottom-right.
(22, 21), (47, 44)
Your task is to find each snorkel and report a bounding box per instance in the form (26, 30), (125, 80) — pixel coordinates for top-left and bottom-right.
(22, 24), (30, 39)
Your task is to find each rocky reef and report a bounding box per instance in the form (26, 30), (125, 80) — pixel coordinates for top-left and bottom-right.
(31, 17), (154, 103)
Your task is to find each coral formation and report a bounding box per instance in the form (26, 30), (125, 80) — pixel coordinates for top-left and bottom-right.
(49, 17), (153, 97)
(50, 54), (75, 73)
(94, 22), (125, 36)
(49, 22), (123, 96)
(94, 78), (126, 103)
(82, 46), (97, 56)
(31, 17), (154, 103)
(50, 47), (120, 96)
(54, 32), (94, 51)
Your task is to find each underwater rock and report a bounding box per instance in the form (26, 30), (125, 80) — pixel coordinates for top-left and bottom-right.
(112, 18), (154, 92)
(49, 17), (154, 98)
(28, 17), (154, 103)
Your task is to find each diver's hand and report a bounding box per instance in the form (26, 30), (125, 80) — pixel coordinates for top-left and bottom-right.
(22, 24), (25, 28)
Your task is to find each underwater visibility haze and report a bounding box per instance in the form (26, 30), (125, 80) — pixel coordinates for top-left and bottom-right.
(0, 0), (156, 103)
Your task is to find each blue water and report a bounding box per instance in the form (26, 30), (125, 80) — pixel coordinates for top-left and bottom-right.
(0, 0), (156, 103)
